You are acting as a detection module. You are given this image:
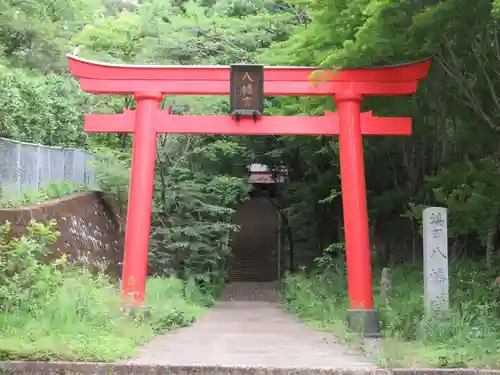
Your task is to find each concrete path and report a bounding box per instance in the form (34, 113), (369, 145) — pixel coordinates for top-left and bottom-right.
(123, 282), (374, 369)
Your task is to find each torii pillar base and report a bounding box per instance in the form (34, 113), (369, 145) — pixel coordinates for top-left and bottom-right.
(347, 309), (381, 338)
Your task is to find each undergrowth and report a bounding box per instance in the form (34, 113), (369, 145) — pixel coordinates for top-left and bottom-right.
(0, 220), (208, 361)
(282, 252), (500, 369)
(0, 180), (87, 208)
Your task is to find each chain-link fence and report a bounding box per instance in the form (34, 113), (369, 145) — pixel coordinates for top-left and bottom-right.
(0, 137), (100, 197)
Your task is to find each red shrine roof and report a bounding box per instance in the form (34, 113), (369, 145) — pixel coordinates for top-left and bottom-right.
(248, 164), (287, 184)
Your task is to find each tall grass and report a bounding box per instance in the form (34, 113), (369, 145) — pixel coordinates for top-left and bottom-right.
(0, 221), (208, 361)
(282, 257), (500, 368)
(0, 180), (87, 208)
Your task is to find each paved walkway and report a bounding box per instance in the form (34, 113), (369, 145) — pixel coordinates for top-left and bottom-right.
(123, 282), (374, 369)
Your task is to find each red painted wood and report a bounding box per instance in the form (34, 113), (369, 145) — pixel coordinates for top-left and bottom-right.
(336, 96), (373, 309)
(68, 55), (430, 83)
(121, 93), (162, 305)
(78, 78), (420, 96)
(83, 110), (412, 136)
(69, 55), (430, 96)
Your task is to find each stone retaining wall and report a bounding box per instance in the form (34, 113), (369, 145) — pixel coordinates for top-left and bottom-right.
(0, 192), (124, 278)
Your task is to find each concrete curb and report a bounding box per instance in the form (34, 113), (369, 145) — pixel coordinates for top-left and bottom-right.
(0, 363), (498, 375)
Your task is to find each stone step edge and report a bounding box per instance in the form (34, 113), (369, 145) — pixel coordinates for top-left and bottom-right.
(0, 362), (498, 375)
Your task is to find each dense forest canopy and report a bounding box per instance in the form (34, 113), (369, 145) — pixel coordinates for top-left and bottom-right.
(1, 0), (500, 276)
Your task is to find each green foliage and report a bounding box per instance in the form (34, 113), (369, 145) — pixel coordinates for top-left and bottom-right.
(72, 11), (144, 63)
(5, 0), (499, 275)
(73, 0), (298, 66)
(254, 0), (500, 268)
(425, 160), (500, 246)
(1, 0), (284, 299)
(68, 0), (301, 288)
(0, 221), (206, 361)
(283, 258), (500, 368)
(0, 0), (104, 72)
(0, 67), (93, 146)
(93, 136), (250, 286)
(4, 0), (500, 364)
(0, 220), (62, 313)
(0, 0), (294, 295)
(151, 135), (251, 285)
(90, 148), (131, 204)
(90, 134), (251, 288)
(0, 180), (87, 208)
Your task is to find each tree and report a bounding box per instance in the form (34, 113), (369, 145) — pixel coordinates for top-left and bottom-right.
(255, 0), (500, 267)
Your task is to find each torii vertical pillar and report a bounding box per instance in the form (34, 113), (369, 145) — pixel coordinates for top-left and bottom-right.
(121, 92), (162, 303)
(336, 93), (378, 335)
(67, 55), (430, 337)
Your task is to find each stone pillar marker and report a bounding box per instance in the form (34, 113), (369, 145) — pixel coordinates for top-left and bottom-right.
(423, 207), (449, 315)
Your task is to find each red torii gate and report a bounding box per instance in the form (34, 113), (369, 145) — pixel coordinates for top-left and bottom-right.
(68, 55), (430, 336)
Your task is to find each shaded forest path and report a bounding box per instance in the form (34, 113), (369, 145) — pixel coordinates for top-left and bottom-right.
(123, 282), (374, 369)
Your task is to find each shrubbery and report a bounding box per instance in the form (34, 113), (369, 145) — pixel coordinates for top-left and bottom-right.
(0, 220), (207, 361)
(282, 252), (500, 368)
(0, 66), (92, 147)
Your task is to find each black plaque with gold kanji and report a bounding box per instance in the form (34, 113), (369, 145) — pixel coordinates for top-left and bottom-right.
(230, 64), (264, 118)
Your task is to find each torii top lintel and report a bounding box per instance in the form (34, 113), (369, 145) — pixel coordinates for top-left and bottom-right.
(67, 55), (430, 97)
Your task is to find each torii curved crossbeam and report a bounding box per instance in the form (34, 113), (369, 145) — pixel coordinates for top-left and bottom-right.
(68, 55), (430, 96)
(67, 54), (430, 337)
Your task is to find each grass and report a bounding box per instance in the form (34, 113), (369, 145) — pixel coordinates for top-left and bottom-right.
(0, 221), (209, 362)
(282, 259), (500, 368)
(0, 180), (87, 208)
(0, 275), (206, 361)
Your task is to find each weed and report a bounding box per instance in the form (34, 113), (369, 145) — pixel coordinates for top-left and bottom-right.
(282, 260), (500, 368)
(0, 180), (87, 208)
(0, 221), (206, 361)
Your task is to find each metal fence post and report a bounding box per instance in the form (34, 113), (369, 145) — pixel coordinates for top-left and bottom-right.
(15, 142), (21, 196)
(35, 145), (41, 190)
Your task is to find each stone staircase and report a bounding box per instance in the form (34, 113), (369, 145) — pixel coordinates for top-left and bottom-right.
(227, 197), (279, 282)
